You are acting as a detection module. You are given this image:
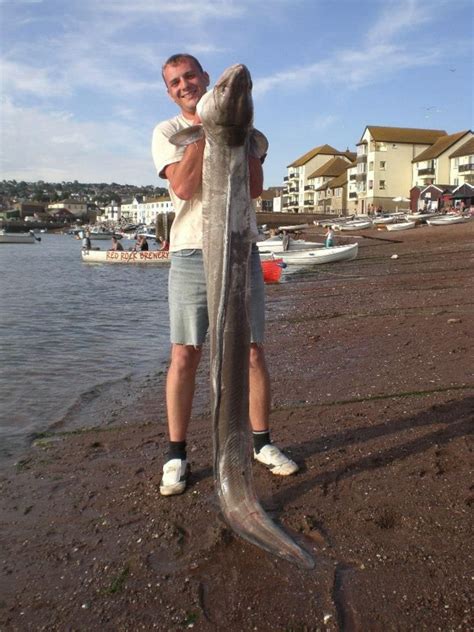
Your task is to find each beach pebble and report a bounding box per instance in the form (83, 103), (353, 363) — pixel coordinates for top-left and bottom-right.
(391, 254), (399, 259)
(447, 318), (462, 324)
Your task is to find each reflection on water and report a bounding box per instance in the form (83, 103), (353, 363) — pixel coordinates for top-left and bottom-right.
(0, 234), (170, 461)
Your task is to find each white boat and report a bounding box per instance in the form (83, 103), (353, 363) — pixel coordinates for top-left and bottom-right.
(81, 249), (170, 264)
(0, 230), (36, 244)
(262, 243), (358, 269)
(335, 220), (372, 231)
(88, 228), (123, 241)
(385, 220), (416, 232)
(426, 215), (470, 226)
(277, 223), (310, 231)
(257, 235), (324, 254)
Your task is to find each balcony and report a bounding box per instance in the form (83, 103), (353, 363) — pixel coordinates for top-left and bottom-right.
(288, 172), (299, 180)
(356, 173), (367, 182)
(459, 163), (474, 173)
(349, 192), (357, 198)
(304, 185), (314, 190)
(349, 174), (357, 180)
(357, 154), (367, 163)
(283, 176), (289, 181)
(418, 167), (435, 176)
(289, 186), (299, 193)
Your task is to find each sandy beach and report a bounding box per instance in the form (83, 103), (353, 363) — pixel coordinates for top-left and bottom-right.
(1, 222), (473, 631)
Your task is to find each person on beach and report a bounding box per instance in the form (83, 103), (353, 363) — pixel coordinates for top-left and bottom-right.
(152, 53), (298, 496)
(110, 236), (124, 251)
(324, 226), (335, 248)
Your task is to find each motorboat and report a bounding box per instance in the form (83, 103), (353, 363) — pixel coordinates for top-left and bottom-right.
(0, 230), (37, 244)
(81, 249), (170, 264)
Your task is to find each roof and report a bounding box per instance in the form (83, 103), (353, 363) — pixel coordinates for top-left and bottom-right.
(413, 131), (471, 162)
(358, 126), (447, 145)
(343, 151), (357, 162)
(308, 157), (351, 179)
(327, 172), (348, 189)
(449, 136), (474, 158)
(288, 144), (344, 167)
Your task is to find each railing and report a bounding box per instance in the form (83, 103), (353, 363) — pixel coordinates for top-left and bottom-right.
(304, 185), (314, 190)
(357, 154), (367, 163)
(459, 163), (474, 172)
(418, 168), (435, 176)
(283, 176), (289, 181)
(349, 174), (357, 180)
(356, 173), (367, 182)
(349, 192), (357, 198)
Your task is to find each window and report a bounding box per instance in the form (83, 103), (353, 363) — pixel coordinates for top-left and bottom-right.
(380, 161), (386, 170)
(369, 180), (374, 190)
(379, 180), (385, 190)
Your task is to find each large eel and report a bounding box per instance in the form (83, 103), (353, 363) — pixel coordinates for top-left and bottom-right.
(170, 64), (314, 570)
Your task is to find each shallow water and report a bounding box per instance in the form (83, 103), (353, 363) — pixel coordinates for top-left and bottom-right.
(0, 233), (170, 463)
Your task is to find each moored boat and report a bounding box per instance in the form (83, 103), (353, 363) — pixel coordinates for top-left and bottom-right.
(0, 230), (36, 244)
(262, 243), (358, 269)
(335, 220), (372, 231)
(385, 220), (416, 231)
(257, 235), (324, 253)
(426, 215), (470, 226)
(81, 249), (170, 264)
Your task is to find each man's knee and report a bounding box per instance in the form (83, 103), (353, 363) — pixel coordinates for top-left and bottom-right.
(170, 344), (202, 374)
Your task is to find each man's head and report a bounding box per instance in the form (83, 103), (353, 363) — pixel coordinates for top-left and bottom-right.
(162, 53), (210, 119)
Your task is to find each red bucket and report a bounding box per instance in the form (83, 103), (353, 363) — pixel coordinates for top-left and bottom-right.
(261, 258), (283, 284)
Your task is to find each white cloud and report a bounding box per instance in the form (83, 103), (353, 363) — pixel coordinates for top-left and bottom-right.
(0, 99), (157, 184)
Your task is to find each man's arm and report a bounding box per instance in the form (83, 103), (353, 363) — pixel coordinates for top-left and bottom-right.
(164, 137), (205, 201)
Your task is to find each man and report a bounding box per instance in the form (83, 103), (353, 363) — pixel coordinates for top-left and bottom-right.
(152, 54), (298, 496)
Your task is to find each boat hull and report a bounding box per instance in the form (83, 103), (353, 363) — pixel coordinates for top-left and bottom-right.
(264, 243), (358, 267)
(385, 221), (416, 231)
(81, 249), (169, 264)
(0, 233), (35, 244)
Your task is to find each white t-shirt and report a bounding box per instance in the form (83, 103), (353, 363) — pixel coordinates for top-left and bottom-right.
(151, 114), (260, 252)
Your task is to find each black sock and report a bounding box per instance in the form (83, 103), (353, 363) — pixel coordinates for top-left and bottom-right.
(253, 430), (271, 454)
(168, 440), (187, 461)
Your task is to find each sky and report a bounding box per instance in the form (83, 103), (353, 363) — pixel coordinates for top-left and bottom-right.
(0, 0), (473, 188)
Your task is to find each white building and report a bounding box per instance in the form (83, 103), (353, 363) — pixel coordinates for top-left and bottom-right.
(47, 199), (89, 217)
(449, 137), (474, 187)
(120, 196), (174, 224)
(412, 130), (472, 188)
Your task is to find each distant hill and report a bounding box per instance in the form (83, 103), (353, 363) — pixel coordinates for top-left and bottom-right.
(0, 180), (168, 206)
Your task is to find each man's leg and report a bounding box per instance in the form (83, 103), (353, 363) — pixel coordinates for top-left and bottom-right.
(249, 344), (299, 476)
(160, 343), (202, 496)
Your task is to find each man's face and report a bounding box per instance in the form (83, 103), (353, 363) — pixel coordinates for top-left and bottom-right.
(163, 59), (210, 118)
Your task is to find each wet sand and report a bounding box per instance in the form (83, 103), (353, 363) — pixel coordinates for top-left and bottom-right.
(1, 222), (473, 631)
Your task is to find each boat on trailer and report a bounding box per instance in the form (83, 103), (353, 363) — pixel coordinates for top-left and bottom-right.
(81, 249), (170, 264)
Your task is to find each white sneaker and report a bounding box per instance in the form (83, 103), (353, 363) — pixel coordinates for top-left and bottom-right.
(160, 458), (189, 496)
(253, 444), (299, 476)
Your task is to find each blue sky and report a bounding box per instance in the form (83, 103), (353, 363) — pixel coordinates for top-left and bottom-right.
(1, 0), (472, 187)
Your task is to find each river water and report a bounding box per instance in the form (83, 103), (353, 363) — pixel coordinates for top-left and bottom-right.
(0, 233), (170, 464)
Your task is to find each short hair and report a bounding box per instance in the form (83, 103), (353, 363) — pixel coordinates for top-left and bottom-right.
(161, 53), (204, 83)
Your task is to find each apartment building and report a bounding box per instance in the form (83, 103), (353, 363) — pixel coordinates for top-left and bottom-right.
(449, 137), (474, 186)
(120, 196), (174, 224)
(355, 126), (447, 213)
(412, 130), (472, 188)
(283, 144), (350, 212)
(307, 157), (353, 213)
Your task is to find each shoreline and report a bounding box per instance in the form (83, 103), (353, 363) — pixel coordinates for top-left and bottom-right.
(1, 222), (473, 630)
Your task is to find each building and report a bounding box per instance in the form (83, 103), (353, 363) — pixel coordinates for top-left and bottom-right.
(47, 199), (89, 218)
(412, 130), (472, 188)
(449, 137), (474, 186)
(283, 145), (350, 213)
(120, 196), (174, 224)
(13, 201), (47, 219)
(355, 126), (447, 213)
(307, 157), (353, 213)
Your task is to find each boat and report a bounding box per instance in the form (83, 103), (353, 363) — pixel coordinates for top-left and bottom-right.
(335, 220), (372, 231)
(262, 243), (358, 269)
(88, 228), (123, 241)
(81, 249), (170, 264)
(0, 230), (37, 244)
(426, 215), (470, 226)
(257, 235), (324, 254)
(385, 220), (416, 231)
(261, 258), (284, 284)
(277, 223), (310, 232)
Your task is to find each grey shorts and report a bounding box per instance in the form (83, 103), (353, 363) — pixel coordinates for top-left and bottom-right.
(169, 246), (265, 346)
